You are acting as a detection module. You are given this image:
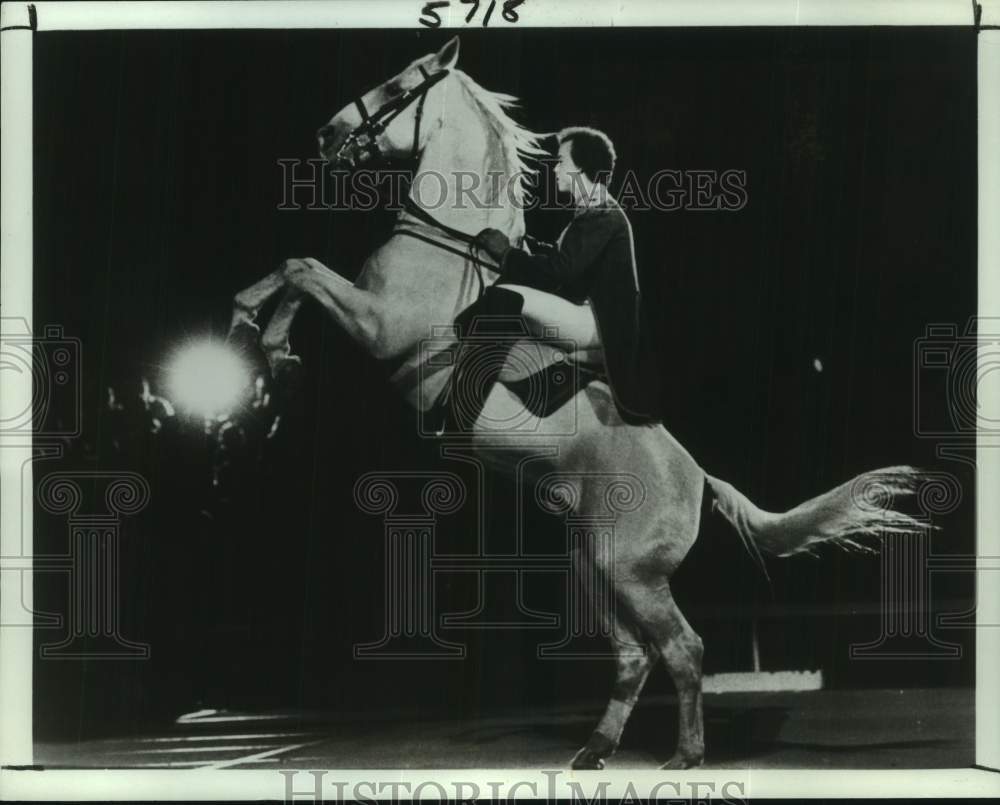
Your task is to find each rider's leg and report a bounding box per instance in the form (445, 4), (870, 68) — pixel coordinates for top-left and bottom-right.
(441, 285), (525, 432)
(497, 284), (601, 350)
(439, 284), (605, 433)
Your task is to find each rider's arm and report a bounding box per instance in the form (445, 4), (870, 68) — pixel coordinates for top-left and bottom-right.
(499, 211), (619, 295)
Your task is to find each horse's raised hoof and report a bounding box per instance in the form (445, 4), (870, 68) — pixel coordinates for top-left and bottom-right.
(659, 752), (703, 771)
(227, 320), (261, 355)
(570, 748), (605, 771)
(271, 355), (304, 409)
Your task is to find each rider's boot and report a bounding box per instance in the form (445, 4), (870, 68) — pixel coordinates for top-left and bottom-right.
(436, 285), (525, 434)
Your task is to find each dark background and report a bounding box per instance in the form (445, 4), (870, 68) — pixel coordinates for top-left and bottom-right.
(32, 27), (976, 741)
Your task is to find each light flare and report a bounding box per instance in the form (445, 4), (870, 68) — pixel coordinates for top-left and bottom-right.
(167, 340), (250, 418)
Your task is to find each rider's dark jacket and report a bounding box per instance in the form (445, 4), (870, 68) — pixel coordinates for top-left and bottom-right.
(496, 195), (661, 425)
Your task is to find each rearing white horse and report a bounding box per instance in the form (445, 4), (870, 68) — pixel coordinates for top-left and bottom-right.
(230, 37), (930, 769)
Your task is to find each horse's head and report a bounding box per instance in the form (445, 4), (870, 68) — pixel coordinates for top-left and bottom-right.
(317, 37), (460, 169)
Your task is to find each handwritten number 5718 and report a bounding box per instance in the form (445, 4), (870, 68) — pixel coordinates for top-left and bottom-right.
(419, 0), (524, 27)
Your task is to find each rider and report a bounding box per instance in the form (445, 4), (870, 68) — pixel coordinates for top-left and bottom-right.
(439, 126), (662, 431)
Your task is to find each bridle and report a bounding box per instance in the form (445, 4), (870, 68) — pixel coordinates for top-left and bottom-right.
(334, 66), (450, 169)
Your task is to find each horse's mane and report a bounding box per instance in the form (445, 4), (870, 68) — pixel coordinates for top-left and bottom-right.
(450, 69), (549, 210)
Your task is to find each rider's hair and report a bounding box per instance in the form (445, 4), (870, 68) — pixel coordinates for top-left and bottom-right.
(558, 126), (617, 185)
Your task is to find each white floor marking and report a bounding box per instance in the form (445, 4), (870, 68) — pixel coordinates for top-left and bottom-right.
(175, 713), (290, 724)
(204, 739), (326, 770)
(126, 757), (280, 768)
(132, 732), (309, 743)
(129, 744), (277, 754)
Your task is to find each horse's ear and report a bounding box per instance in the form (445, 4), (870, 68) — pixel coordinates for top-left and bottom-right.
(434, 36), (460, 70)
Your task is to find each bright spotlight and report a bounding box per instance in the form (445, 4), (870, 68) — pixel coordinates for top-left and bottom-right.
(167, 340), (250, 418)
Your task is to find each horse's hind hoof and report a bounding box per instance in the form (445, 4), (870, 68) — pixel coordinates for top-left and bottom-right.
(659, 752), (703, 770)
(570, 748), (605, 771)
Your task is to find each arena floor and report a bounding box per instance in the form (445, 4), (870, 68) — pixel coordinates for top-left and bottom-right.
(34, 687), (974, 770)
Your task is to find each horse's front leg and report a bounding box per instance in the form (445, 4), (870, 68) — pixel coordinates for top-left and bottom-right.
(230, 257), (384, 356)
(282, 257), (383, 351)
(261, 288), (305, 370)
(230, 265), (287, 336)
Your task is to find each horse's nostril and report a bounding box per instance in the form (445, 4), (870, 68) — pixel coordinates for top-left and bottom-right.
(317, 125), (335, 145)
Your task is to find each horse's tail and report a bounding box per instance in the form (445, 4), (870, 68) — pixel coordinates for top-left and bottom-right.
(704, 466), (932, 566)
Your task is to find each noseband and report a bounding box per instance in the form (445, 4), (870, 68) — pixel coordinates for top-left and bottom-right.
(335, 66), (450, 168)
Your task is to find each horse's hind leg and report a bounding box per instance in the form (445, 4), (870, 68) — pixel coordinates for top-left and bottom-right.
(570, 551), (659, 770)
(618, 581), (704, 769)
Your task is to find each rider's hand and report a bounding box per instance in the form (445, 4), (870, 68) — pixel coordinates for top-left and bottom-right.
(524, 235), (556, 254)
(473, 228), (511, 262)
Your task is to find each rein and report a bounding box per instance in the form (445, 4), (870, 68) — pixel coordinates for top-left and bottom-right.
(401, 196), (477, 245)
(393, 197), (492, 299)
